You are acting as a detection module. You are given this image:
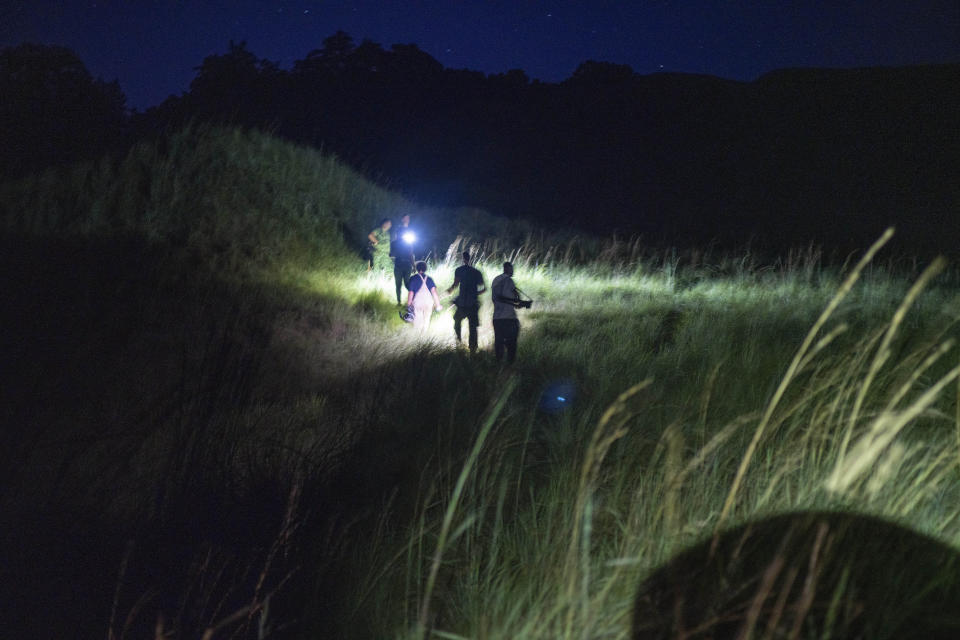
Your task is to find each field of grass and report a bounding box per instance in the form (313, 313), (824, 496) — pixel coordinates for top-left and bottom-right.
(4, 126), (960, 639)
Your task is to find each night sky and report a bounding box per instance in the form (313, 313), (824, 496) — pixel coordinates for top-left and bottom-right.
(2, 0), (958, 110)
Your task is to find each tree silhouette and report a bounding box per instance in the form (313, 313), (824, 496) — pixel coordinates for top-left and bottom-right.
(187, 40), (282, 125)
(350, 39), (389, 73)
(0, 43), (127, 178)
(294, 30), (355, 75)
(9, 33), (958, 254)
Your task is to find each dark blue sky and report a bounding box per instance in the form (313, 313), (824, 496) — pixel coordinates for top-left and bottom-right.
(2, 1), (958, 110)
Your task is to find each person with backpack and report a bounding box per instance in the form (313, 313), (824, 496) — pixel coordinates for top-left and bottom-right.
(406, 261), (443, 331)
(446, 250), (486, 353)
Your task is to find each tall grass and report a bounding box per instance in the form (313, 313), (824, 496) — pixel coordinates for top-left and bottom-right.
(340, 230), (960, 639)
(4, 125), (960, 638)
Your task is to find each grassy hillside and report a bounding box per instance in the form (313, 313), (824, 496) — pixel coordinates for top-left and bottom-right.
(3, 126), (960, 639)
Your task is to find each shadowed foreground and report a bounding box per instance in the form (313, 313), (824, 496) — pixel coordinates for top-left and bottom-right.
(633, 511), (960, 639)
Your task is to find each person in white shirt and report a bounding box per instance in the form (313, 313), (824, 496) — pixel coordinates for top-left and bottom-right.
(490, 261), (521, 363)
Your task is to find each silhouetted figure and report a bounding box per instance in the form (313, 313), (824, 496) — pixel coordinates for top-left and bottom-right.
(406, 261), (442, 331)
(0, 43), (127, 178)
(491, 261), (523, 363)
(446, 250), (486, 353)
(390, 214), (416, 305)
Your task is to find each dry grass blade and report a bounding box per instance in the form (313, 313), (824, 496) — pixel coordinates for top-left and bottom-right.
(825, 362), (960, 493)
(717, 227), (894, 529)
(563, 380), (652, 638)
(837, 255), (947, 461)
(416, 376), (518, 638)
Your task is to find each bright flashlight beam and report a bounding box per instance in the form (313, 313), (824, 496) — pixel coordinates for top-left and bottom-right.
(402, 231), (416, 244)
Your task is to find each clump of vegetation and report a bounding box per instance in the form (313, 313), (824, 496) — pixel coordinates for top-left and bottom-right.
(2, 123), (391, 271)
(633, 510), (960, 639)
(3, 125), (960, 639)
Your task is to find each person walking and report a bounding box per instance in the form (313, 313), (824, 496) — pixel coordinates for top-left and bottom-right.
(390, 214), (416, 306)
(406, 261), (443, 331)
(491, 261), (521, 363)
(367, 218), (392, 273)
(446, 250), (486, 353)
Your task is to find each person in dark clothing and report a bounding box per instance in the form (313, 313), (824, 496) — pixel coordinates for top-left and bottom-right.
(390, 214), (416, 305)
(491, 261), (522, 363)
(446, 250), (486, 353)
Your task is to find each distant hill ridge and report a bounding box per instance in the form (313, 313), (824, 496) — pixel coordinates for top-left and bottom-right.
(0, 124), (530, 273)
(3, 38), (957, 252)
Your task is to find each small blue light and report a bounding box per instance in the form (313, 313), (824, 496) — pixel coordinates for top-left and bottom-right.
(540, 380), (576, 413)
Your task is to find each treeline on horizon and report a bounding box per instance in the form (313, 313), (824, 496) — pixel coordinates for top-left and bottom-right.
(2, 34), (958, 255)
